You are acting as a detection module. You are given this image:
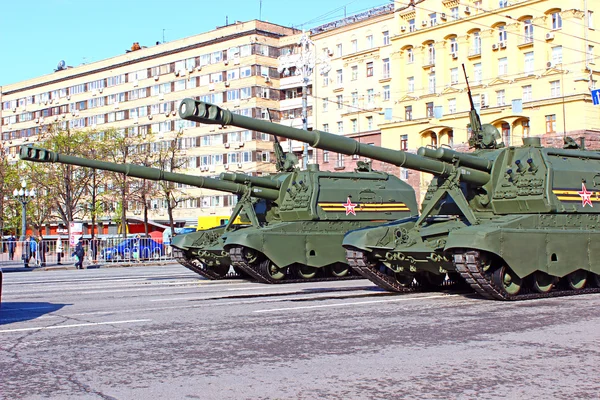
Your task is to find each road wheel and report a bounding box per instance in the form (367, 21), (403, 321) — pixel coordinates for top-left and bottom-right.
(259, 259), (285, 280)
(492, 265), (522, 296)
(566, 270), (587, 290)
(327, 263), (350, 277)
(212, 263), (230, 278)
(532, 271), (554, 293)
(297, 265), (318, 279)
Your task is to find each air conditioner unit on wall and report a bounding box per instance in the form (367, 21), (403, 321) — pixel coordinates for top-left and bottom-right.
(401, 26), (407, 32)
(545, 32), (555, 40)
(492, 43), (499, 50)
(422, 20), (428, 27)
(547, 61), (555, 69)
(464, 6), (471, 14)
(452, 52), (458, 59)
(499, 41), (506, 49)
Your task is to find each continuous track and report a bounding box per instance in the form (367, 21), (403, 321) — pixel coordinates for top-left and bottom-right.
(453, 250), (600, 300)
(173, 249), (240, 280)
(229, 246), (362, 284)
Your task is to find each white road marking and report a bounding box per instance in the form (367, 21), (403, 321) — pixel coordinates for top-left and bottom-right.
(253, 294), (459, 313)
(0, 319), (152, 334)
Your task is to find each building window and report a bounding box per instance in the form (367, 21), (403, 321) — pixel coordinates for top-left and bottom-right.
(336, 153), (344, 169)
(496, 89), (506, 106)
(524, 19), (533, 43)
(351, 119), (358, 133)
(382, 31), (390, 46)
(524, 52), (534, 74)
(471, 31), (481, 55)
(427, 43), (435, 65)
(351, 65), (358, 81)
(336, 95), (343, 109)
(552, 46), (563, 64)
(351, 39), (358, 53)
(430, 133), (438, 147)
(450, 37), (458, 54)
(323, 123), (329, 132)
(322, 71), (329, 87)
(426, 102), (434, 118)
(337, 121), (343, 134)
(552, 12), (562, 30)
(351, 91), (358, 107)
(428, 73), (436, 94)
(367, 89), (374, 106)
(366, 116), (373, 130)
(545, 114), (556, 133)
(522, 85), (532, 101)
(451, 7), (459, 20)
(323, 150), (329, 162)
(550, 80), (561, 97)
(409, 19), (416, 32)
(366, 62), (374, 77)
(323, 98), (328, 112)
(383, 85), (390, 101)
(382, 58), (390, 79)
(429, 13), (437, 26)
(407, 76), (414, 92)
(336, 69), (343, 84)
(502, 122), (510, 145)
(499, 0), (508, 8)
(498, 57), (508, 76)
(336, 43), (343, 57)
(366, 35), (373, 49)
(450, 67), (458, 84)
(407, 48), (414, 63)
(588, 11), (594, 29)
(401, 134), (408, 150)
(405, 106), (413, 121)
(474, 63), (482, 84)
(498, 25), (507, 44)
(523, 120), (530, 137)
(448, 98), (456, 114)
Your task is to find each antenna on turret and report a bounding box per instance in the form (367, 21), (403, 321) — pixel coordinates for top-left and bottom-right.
(462, 64), (482, 135)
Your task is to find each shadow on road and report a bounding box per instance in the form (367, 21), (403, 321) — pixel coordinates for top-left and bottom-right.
(0, 302), (69, 325)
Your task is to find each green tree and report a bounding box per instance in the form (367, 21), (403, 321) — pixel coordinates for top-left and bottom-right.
(0, 142), (21, 235)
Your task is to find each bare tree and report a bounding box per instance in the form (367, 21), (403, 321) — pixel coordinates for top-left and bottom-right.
(153, 130), (187, 235)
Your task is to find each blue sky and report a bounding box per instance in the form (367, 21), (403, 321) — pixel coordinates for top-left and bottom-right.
(0, 0), (390, 86)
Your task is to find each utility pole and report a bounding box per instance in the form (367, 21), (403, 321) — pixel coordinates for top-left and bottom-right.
(277, 31), (315, 169)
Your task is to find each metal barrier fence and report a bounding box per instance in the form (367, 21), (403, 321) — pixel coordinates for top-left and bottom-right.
(0, 238), (175, 268)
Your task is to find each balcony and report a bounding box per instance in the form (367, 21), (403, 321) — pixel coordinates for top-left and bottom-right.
(468, 47), (481, 58)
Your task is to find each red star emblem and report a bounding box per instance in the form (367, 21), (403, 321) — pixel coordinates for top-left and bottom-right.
(578, 183), (593, 207)
(343, 197), (357, 216)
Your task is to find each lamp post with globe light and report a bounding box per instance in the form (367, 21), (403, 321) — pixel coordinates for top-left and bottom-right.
(13, 180), (35, 241)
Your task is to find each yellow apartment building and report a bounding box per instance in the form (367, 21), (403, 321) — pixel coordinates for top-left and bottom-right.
(310, 4), (398, 174)
(0, 21), (299, 229)
(385, 0), (600, 200)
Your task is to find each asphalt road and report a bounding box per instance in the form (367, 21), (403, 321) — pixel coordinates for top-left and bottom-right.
(1, 264), (599, 399)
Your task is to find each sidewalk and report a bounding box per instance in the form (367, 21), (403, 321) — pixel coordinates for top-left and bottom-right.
(1, 260), (174, 273)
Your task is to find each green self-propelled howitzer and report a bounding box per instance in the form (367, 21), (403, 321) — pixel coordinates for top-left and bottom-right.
(178, 99), (419, 283)
(179, 97), (600, 300)
(18, 146), (280, 280)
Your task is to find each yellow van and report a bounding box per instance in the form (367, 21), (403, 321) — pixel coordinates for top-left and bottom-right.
(196, 215), (243, 231)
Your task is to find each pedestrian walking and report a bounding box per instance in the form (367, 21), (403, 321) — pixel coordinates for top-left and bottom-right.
(7, 234), (16, 261)
(38, 235), (48, 267)
(133, 234), (141, 263)
(72, 237), (85, 269)
(22, 235), (35, 268)
(90, 237), (99, 264)
(56, 237), (64, 265)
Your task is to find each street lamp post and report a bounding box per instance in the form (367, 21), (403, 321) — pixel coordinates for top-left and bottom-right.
(13, 180), (36, 241)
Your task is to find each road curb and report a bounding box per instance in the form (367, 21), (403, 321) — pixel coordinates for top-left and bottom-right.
(1, 261), (173, 273)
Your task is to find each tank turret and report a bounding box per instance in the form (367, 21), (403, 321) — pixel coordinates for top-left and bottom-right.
(178, 95), (600, 300)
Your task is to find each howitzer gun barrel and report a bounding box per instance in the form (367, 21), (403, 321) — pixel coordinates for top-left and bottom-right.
(19, 146), (280, 200)
(220, 172), (282, 190)
(179, 99), (491, 186)
(417, 147), (493, 171)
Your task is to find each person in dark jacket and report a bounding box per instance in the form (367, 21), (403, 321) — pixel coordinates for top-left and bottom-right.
(38, 235), (48, 267)
(72, 237), (85, 269)
(7, 234), (16, 260)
